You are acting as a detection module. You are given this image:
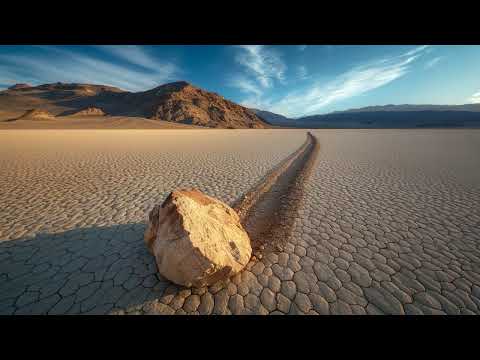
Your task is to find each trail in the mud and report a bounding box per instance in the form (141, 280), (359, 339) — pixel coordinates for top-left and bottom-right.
(233, 132), (320, 253)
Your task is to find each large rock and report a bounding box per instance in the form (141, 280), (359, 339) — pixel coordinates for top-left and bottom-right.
(144, 189), (252, 287)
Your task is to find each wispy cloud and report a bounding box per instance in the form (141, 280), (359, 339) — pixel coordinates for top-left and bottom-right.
(298, 45), (308, 51)
(0, 46), (180, 92)
(404, 45), (430, 57)
(242, 45), (430, 117)
(239, 96), (273, 111)
(229, 76), (263, 97)
(96, 45), (178, 76)
(468, 90), (480, 103)
(424, 56), (443, 69)
(234, 45), (286, 89)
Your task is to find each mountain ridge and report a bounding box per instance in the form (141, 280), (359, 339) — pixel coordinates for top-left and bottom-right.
(331, 103), (480, 113)
(3, 81), (480, 128)
(0, 81), (269, 129)
(252, 104), (480, 128)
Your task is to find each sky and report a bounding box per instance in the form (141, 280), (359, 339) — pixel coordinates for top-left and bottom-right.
(1, 45), (480, 118)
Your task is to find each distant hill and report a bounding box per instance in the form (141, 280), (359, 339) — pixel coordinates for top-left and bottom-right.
(296, 111), (480, 128)
(0, 81), (269, 129)
(250, 108), (290, 126)
(333, 104), (480, 113)
(250, 104), (480, 128)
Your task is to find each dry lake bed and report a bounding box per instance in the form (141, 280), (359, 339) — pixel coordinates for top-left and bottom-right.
(1, 129), (480, 315)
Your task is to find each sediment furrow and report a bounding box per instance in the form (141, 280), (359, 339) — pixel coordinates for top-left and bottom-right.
(234, 132), (320, 252)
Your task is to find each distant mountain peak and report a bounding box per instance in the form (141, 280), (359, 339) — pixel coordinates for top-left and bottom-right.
(169, 80), (191, 87)
(144, 81), (269, 128)
(150, 81), (192, 93)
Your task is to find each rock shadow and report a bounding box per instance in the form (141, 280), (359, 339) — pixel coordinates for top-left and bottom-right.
(0, 223), (179, 315)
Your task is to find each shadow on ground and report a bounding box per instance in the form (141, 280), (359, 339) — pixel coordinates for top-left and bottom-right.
(0, 223), (185, 315)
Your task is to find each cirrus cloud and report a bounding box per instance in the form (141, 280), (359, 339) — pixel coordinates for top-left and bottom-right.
(234, 45), (286, 89)
(240, 45), (430, 117)
(0, 46), (180, 92)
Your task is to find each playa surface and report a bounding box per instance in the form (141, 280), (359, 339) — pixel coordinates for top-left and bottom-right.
(1, 129), (480, 314)
(0, 113), (204, 129)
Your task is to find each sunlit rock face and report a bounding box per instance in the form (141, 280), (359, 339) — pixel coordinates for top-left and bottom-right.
(145, 189), (252, 288)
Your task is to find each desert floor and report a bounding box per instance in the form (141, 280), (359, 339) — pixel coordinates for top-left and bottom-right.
(1, 129), (480, 315)
(0, 113), (205, 129)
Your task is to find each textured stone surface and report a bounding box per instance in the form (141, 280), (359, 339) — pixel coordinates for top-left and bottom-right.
(145, 189), (252, 287)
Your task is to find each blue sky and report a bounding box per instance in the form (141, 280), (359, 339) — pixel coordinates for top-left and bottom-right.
(1, 45), (480, 117)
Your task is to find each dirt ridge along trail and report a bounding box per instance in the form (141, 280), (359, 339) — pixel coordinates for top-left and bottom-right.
(233, 131), (320, 256)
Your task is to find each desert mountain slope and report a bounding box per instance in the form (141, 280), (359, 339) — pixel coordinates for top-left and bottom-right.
(250, 108), (292, 126)
(139, 82), (269, 128)
(0, 81), (269, 129)
(17, 109), (55, 120)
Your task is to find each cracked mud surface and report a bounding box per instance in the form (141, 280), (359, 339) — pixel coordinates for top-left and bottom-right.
(1, 129), (480, 315)
(236, 132), (319, 253)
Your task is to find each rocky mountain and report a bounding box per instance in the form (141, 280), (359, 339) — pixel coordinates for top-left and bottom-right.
(0, 81), (269, 129)
(130, 82), (269, 128)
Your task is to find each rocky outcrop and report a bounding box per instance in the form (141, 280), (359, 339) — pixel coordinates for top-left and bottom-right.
(144, 189), (252, 287)
(17, 109), (55, 120)
(71, 107), (106, 116)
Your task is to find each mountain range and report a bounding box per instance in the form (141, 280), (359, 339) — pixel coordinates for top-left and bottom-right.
(252, 104), (480, 128)
(2, 81), (480, 128)
(0, 81), (270, 129)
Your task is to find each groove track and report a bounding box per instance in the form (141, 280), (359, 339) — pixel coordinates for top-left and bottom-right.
(233, 131), (320, 254)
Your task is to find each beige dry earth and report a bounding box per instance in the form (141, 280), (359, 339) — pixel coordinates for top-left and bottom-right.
(0, 113), (204, 129)
(1, 129), (480, 315)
